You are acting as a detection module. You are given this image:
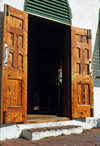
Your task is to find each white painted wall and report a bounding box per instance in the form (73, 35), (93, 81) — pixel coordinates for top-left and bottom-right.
(94, 87), (100, 117)
(69, 0), (100, 52)
(0, 0), (100, 118)
(0, 0), (25, 12)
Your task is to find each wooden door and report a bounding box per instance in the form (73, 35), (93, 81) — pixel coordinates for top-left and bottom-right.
(71, 27), (93, 118)
(1, 5), (28, 123)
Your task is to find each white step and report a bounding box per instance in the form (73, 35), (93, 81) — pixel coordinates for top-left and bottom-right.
(22, 125), (83, 140)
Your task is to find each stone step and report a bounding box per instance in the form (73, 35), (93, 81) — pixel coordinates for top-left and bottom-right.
(22, 125), (83, 140)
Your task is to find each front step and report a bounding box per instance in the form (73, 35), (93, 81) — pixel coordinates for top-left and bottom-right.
(22, 125), (83, 140)
(25, 117), (70, 124)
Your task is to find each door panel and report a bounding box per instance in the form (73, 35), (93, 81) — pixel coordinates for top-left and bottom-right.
(71, 27), (93, 118)
(1, 5), (28, 123)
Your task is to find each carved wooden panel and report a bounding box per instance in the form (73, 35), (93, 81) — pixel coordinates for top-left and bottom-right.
(10, 16), (23, 29)
(9, 32), (14, 46)
(8, 79), (22, 107)
(8, 33), (24, 69)
(18, 54), (23, 68)
(76, 47), (80, 58)
(76, 63), (81, 74)
(18, 35), (23, 48)
(85, 48), (89, 59)
(75, 47), (89, 75)
(9, 52), (13, 67)
(77, 84), (90, 105)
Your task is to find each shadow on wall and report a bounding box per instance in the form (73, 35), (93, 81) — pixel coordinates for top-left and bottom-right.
(0, 12), (3, 57)
(97, 118), (100, 127)
(0, 12), (4, 122)
(93, 12), (100, 87)
(0, 12), (4, 67)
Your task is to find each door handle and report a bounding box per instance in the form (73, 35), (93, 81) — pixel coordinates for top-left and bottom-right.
(4, 44), (9, 66)
(89, 59), (92, 75)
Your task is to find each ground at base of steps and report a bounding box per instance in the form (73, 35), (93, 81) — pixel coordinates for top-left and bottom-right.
(0, 128), (100, 146)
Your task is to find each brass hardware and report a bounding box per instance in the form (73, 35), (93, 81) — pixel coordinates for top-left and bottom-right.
(4, 44), (9, 66)
(89, 59), (92, 75)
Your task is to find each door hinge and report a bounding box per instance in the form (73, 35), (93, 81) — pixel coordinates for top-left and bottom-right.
(87, 30), (92, 39)
(90, 108), (94, 117)
(3, 111), (6, 123)
(6, 5), (9, 16)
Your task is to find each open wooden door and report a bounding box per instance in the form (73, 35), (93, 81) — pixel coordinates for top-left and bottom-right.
(1, 5), (28, 123)
(71, 27), (93, 118)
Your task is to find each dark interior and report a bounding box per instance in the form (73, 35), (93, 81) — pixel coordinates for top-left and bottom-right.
(28, 15), (66, 115)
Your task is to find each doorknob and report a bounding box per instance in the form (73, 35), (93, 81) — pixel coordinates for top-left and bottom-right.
(4, 43), (9, 66)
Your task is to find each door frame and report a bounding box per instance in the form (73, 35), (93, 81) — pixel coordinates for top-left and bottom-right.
(0, 5), (94, 124)
(27, 13), (70, 118)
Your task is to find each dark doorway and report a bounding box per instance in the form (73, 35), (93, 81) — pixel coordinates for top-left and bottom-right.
(28, 15), (66, 116)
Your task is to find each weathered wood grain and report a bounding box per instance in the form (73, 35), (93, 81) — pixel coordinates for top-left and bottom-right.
(71, 26), (93, 118)
(0, 5), (28, 124)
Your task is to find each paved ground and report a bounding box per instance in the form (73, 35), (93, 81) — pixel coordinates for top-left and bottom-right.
(0, 128), (100, 146)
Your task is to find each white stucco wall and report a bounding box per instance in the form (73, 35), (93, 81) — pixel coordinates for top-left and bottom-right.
(0, 0), (25, 12)
(69, 0), (100, 53)
(0, 0), (100, 118)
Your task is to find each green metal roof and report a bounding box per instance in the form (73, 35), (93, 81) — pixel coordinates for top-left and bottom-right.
(24, 0), (72, 24)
